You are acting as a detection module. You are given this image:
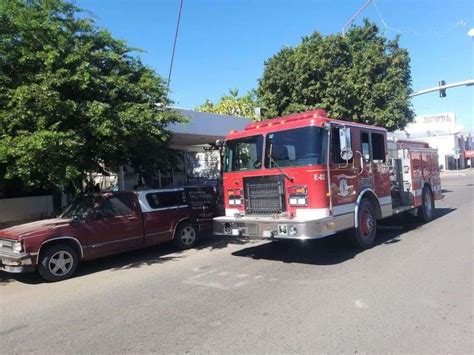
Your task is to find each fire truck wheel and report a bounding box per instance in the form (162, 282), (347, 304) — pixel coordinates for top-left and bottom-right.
(173, 222), (198, 250)
(38, 244), (79, 282)
(352, 199), (377, 249)
(418, 186), (434, 223)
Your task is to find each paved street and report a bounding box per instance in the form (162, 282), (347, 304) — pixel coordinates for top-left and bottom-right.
(1, 172), (472, 353)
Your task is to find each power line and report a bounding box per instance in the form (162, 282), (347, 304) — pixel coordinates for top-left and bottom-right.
(342, 0), (372, 36)
(166, 0), (184, 99)
(372, 0), (389, 29)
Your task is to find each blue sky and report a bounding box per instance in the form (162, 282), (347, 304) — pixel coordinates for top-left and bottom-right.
(76, 0), (473, 131)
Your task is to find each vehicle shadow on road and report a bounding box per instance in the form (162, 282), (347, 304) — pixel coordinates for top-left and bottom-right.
(0, 233), (252, 285)
(0, 208), (455, 284)
(231, 207), (456, 266)
(0, 245), (185, 286)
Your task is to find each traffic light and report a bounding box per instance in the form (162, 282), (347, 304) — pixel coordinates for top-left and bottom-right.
(439, 80), (446, 98)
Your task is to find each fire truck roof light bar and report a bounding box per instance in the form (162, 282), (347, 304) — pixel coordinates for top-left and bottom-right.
(244, 109), (327, 131)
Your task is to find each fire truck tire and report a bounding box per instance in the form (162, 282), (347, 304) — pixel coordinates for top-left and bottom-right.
(37, 244), (79, 282)
(418, 186), (434, 223)
(173, 222), (198, 250)
(352, 198), (377, 249)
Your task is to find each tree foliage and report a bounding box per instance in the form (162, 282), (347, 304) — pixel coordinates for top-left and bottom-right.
(195, 89), (259, 120)
(0, 0), (183, 199)
(257, 20), (414, 131)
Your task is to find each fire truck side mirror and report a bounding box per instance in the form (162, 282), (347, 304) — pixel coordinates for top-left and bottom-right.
(215, 139), (225, 148)
(339, 127), (353, 161)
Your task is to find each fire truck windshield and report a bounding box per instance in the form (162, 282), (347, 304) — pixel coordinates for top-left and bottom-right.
(265, 126), (327, 168)
(224, 135), (264, 172)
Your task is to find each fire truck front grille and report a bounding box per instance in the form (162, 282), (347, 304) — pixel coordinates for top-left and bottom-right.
(243, 175), (286, 215)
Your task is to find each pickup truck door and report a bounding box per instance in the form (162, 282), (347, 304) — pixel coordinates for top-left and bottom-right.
(84, 194), (144, 258)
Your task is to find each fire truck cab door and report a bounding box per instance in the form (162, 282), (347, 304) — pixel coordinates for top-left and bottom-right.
(369, 131), (391, 199)
(357, 130), (391, 202)
(329, 125), (358, 217)
(358, 131), (374, 190)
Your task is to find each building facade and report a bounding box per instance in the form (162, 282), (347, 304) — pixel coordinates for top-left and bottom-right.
(396, 112), (473, 170)
(118, 109), (251, 190)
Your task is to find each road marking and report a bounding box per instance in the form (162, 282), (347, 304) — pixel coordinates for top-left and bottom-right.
(233, 281), (249, 288)
(354, 299), (368, 309)
(184, 270), (269, 290)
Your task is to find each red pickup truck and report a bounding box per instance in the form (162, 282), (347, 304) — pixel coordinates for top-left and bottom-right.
(0, 186), (217, 281)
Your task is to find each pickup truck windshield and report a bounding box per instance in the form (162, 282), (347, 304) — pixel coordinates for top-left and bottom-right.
(60, 195), (98, 219)
(224, 135), (263, 172)
(265, 126), (327, 168)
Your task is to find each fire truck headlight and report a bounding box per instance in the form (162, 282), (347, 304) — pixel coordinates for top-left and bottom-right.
(229, 198), (242, 206)
(289, 197), (307, 206)
(297, 198), (307, 206)
(289, 226), (298, 236)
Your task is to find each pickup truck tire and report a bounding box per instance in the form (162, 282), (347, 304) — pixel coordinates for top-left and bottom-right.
(38, 244), (79, 282)
(351, 198), (377, 249)
(418, 186), (434, 223)
(173, 223), (198, 250)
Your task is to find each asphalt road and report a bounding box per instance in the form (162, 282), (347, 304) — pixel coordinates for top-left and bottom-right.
(1, 172), (473, 353)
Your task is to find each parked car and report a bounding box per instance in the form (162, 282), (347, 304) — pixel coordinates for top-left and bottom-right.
(0, 186), (217, 281)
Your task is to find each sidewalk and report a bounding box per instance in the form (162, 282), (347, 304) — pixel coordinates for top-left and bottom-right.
(440, 168), (474, 177)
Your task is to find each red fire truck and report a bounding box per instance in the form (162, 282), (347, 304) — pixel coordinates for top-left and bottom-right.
(214, 109), (442, 248)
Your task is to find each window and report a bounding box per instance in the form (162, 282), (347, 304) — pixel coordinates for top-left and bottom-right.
(361, 132), (371, 162)
(60, 195), (99, 219)
(100, 196), (134, 217)
(224, 135), (263, 172)
(371, 133), (386, 162)
(146, 191), (187, 209)
(332, 127), (353, 164)
(264, 126), (327, 168)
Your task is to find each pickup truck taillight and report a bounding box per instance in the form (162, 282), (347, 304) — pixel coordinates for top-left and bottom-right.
(288, 185), (308, 206)
(228, 189), (243, 206)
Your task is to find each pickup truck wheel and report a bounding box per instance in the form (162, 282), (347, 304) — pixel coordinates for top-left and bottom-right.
(38, 244), (79, 282)
(173, 223), (198, 250)
(418, 186), (434, 223)
(351, 198), (377, 249)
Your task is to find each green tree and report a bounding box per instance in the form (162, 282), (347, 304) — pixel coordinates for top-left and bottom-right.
(196, 89), (259, 120)
(257, 20), (414, 131)
(0, 0), (184, 209)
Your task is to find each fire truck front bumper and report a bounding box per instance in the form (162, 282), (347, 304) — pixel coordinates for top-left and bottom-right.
(213, 215), (336, 240)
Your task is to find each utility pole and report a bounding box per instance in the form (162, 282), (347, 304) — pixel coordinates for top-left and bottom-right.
(166, 0), (184, 98)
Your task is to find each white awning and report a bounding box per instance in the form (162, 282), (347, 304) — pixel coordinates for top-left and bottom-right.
(168, 109), (252, 146)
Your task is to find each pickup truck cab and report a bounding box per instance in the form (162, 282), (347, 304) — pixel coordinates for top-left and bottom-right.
(0, 186), (217, 281)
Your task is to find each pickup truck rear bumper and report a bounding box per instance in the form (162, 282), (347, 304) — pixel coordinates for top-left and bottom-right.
(214, 215), (336, 240)
(0, 250), (36, 273)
